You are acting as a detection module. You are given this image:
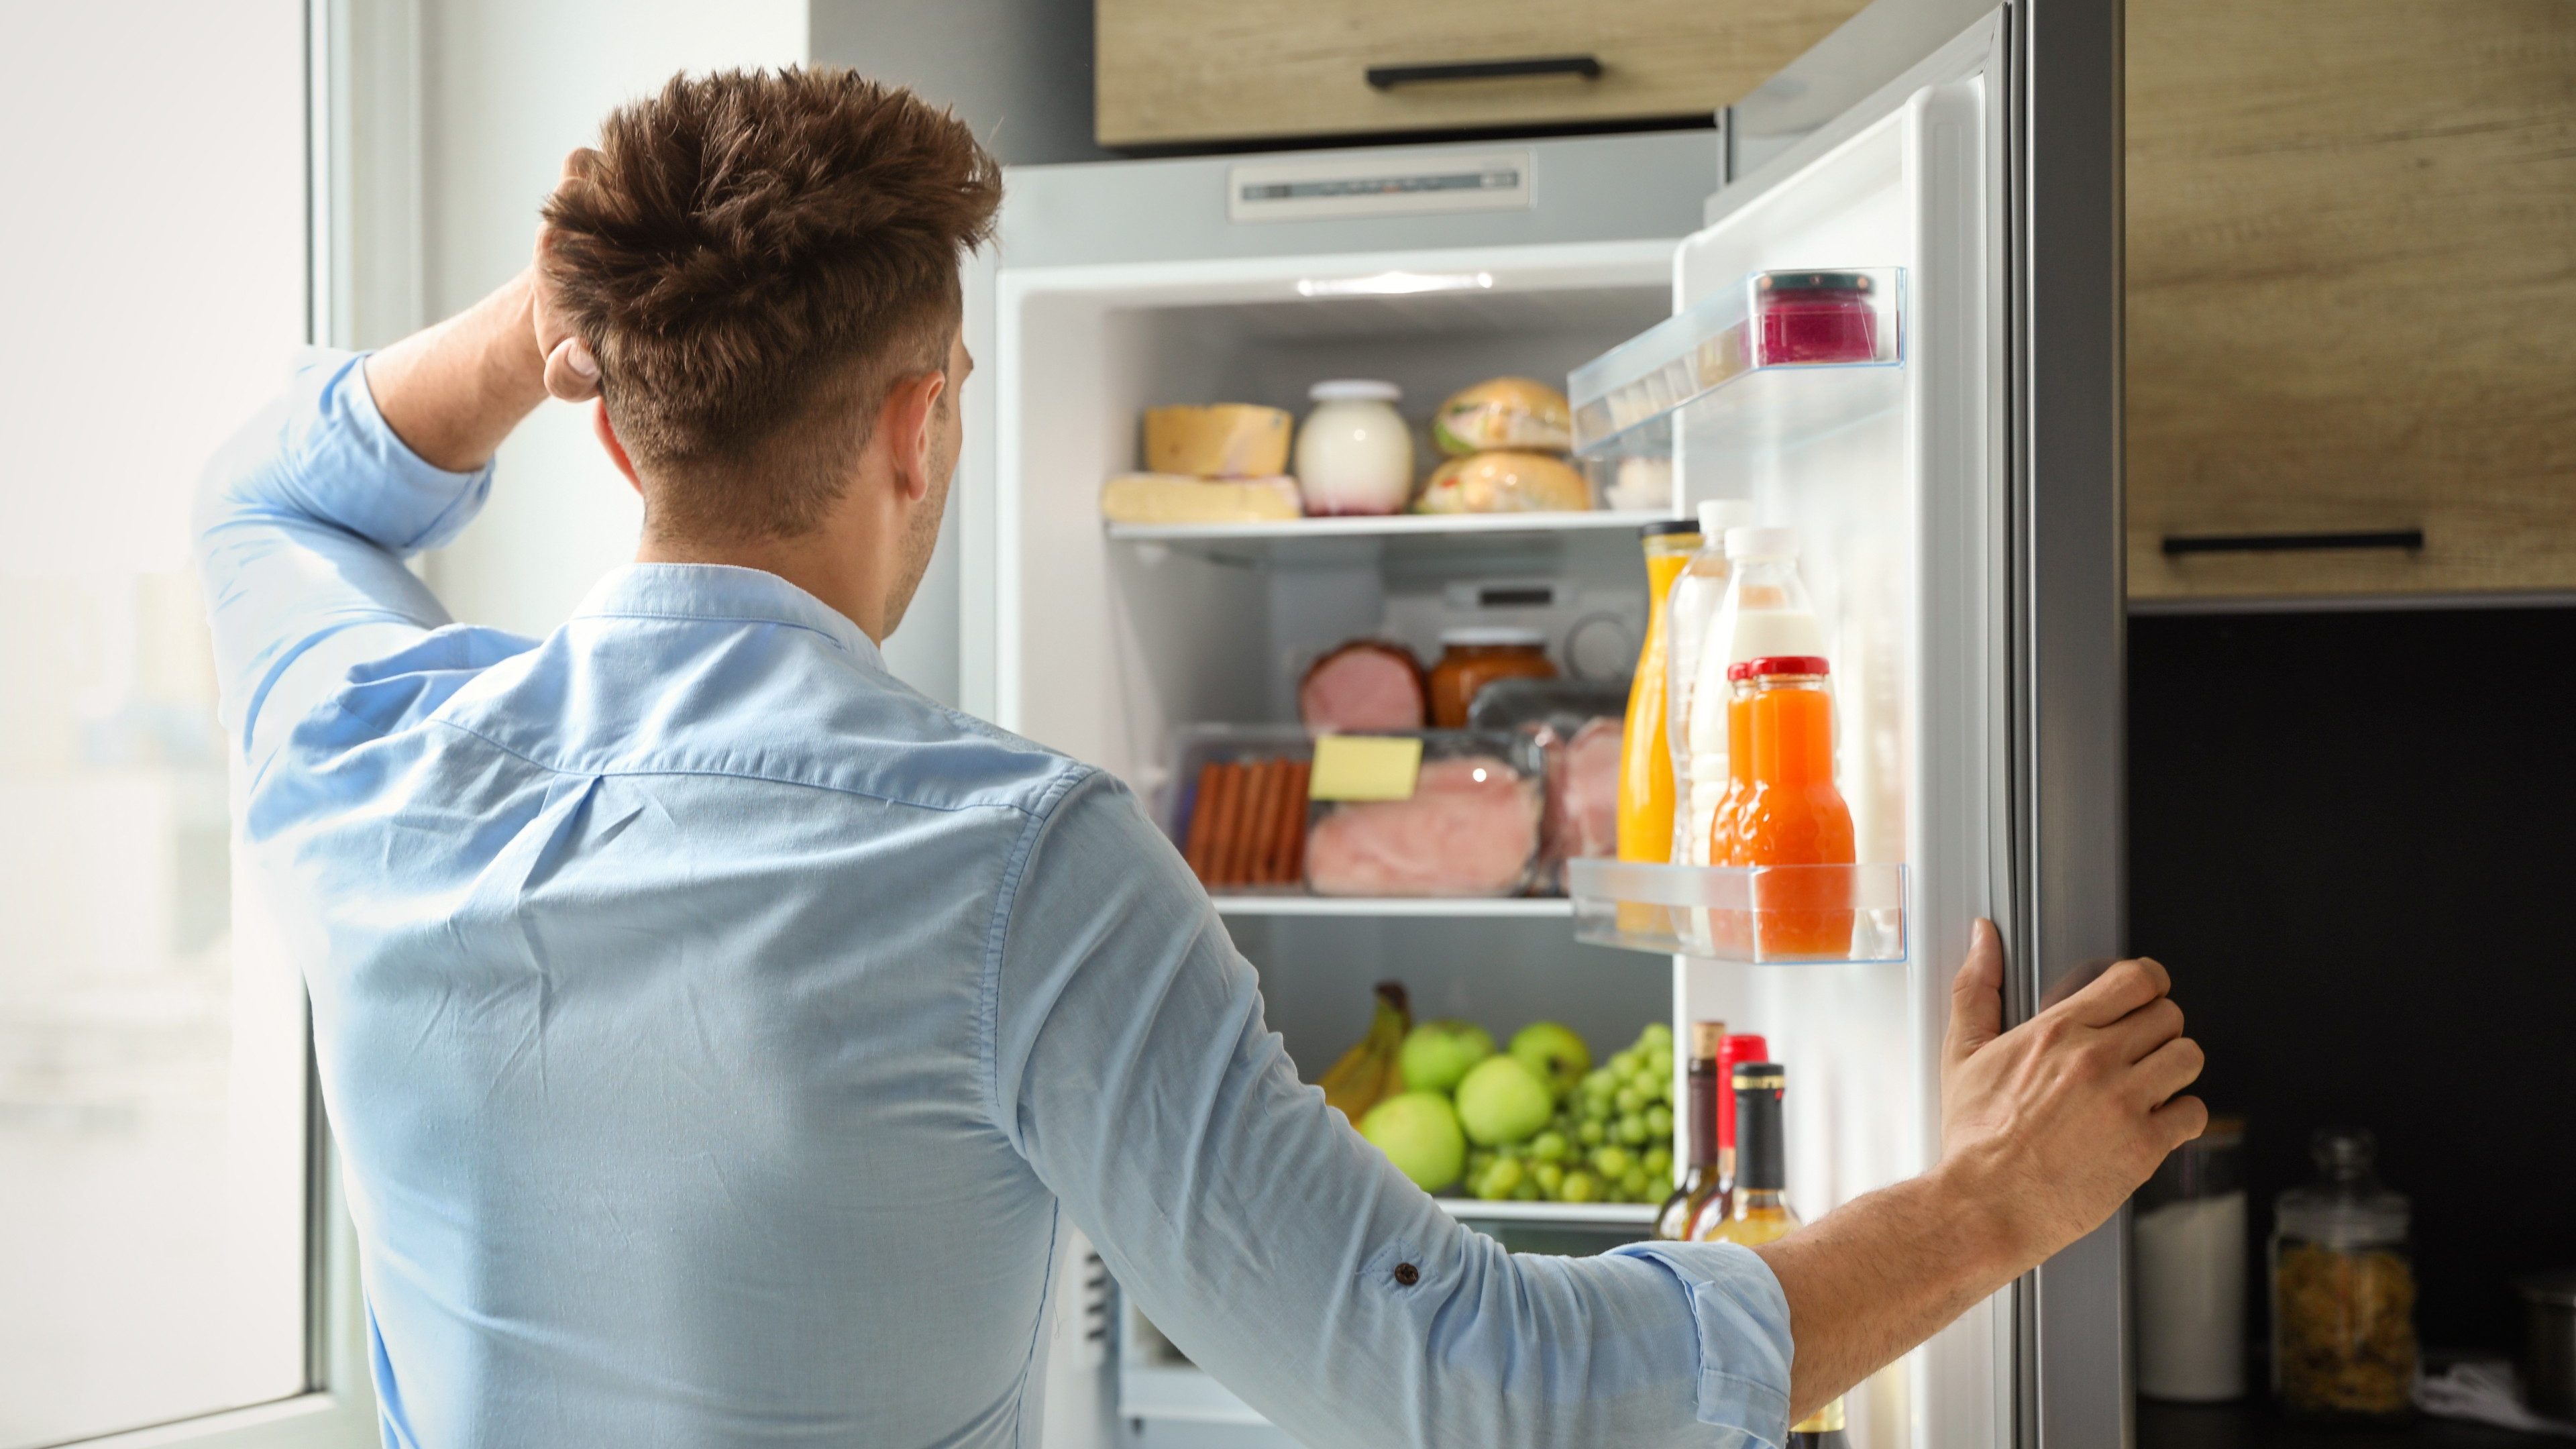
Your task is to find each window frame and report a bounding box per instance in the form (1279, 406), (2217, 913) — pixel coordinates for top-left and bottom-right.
(65, 0), (405, 1442)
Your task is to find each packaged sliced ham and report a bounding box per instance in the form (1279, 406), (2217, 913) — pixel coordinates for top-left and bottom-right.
(1303, 735), (1544, 898)
(1297, 640), (1428, 733)
(1465, 679), (1625, 892)
(1549, 716), (1622, 867)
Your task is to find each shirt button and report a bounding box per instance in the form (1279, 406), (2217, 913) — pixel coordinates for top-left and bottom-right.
(1393, 1262), (1420, 1286)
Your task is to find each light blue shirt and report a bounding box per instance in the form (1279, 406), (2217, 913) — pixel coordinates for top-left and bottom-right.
(197, 350), (1796, 1449)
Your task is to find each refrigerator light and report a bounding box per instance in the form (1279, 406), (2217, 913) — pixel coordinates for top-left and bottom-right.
(1295, 270), (1495, 298)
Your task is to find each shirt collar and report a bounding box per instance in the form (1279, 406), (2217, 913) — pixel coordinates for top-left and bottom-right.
(572, 564), (885, 667)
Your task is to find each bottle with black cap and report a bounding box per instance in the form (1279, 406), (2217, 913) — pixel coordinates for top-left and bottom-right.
(1698, 1061), (1848, 1448)
(1655, 1021), (1727, 1240)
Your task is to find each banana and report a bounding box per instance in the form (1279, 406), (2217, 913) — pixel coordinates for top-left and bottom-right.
(1318, 981), (1410, 1122)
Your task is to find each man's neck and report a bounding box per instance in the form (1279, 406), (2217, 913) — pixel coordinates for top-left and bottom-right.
(635, 530), (888, 643)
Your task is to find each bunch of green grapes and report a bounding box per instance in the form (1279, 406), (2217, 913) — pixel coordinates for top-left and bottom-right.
(1464, 1021), (1677, 1205)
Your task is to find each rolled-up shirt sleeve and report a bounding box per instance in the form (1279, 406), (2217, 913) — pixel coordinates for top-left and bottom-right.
(986, 767), (1795, 1449)
(193, 347), (492, 773)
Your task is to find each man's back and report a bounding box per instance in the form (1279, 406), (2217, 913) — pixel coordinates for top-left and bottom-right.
(201, 352), (1794, 1449)
(262, 556), (1079, 1443)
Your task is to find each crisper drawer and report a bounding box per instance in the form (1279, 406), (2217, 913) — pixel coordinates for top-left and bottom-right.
(1094, 0), (1864, 148)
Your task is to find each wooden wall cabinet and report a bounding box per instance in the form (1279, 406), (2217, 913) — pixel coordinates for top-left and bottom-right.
(2126, 0), (2576, 602)
(1095, 0), (1860, 150)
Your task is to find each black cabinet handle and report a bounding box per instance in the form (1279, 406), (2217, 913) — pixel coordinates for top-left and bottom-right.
(1366, 56), (1604, 89)
(2161, 529), (2425, 557)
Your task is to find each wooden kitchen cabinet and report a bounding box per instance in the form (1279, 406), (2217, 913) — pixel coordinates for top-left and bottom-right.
(1095, 0), (1862, 150)
(2126, 0), (2576, 602)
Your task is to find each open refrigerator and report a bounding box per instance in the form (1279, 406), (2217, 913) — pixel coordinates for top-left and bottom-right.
(960, 0), (2127, 1444)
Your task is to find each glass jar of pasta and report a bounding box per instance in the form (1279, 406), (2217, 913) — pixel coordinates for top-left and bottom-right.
(2271, 1128), (2417, 1417)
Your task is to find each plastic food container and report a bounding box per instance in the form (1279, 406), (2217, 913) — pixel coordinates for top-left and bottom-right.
(1464, 679), (1626, 892)
(1294, 380), (1413, 516)
(1426, 629), (1556, 729)
(1164, 725), (1316, 894)
(1303, 731), (1544, 898)
(2271, 1128), (2418, 1416)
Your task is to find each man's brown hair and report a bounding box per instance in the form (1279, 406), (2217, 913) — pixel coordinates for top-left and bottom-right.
(541, 68), (1000, 541)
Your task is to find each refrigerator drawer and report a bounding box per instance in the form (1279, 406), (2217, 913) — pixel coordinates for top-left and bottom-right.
(1095, 0), (1861, 148)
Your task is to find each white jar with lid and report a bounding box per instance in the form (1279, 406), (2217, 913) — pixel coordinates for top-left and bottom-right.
(1294, 380), (1413, 516)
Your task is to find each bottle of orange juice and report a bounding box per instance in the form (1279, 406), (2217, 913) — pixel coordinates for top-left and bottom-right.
(1615, 521), (1703, 865)
(1687, 526), (1825, 865)
(1737, 656), (1856, 958)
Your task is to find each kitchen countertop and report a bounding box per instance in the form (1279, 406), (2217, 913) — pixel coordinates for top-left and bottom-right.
(2139, 1400), (2563, 1446)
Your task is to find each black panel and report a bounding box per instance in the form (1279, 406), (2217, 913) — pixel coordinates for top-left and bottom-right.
(2129, 606), (2576, 1354)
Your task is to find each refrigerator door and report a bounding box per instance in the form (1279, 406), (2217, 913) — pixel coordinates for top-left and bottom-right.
(1657, 0), (2124, 1445)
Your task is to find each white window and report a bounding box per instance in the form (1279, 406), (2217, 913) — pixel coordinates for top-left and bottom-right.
(0, 3), (367, 1446)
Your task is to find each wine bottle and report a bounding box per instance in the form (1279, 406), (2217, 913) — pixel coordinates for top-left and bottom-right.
(1654, 1022), (1725, 1240)
(1699, 1061), (1848, 1446)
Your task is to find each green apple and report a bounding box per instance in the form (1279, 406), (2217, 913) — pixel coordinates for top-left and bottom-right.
(1359, 1091), (1466, 1192)
(1399, 1020), (1495, 1095)
(1507, 1021), (1592, 1099)
(1454, 1055), (1554, 1146)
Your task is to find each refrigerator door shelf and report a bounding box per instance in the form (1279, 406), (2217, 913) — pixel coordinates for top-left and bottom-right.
(1567, 266), (1907, 465)
(1565, 858), (1909, 963)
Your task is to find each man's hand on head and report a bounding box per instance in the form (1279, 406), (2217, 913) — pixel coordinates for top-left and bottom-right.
(1937, 920), (2208, 1270)
(535, 148), (605, 404)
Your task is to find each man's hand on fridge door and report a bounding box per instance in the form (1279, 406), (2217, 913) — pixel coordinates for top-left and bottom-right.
(1937, 918), (2208, 1272)
(1743, 922), (2204, 1427)
(533, 148), (604, 403)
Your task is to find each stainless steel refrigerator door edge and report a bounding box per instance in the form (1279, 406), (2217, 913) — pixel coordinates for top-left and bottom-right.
(1722, 0), (2006, 189)
(2009, 0), (2131, 1444)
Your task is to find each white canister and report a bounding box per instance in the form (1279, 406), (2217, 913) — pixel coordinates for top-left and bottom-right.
(1294, 380), (1413, 516)
(2135, 1118), (2251, 1401)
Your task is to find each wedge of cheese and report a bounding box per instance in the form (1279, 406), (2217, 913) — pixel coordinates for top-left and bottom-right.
(1144, 404), (1293, 478)
(1101, 473), (1303, 525)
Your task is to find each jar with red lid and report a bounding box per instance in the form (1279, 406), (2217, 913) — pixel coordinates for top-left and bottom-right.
(1428, 629), (1556, 729)
(1752, 271), (1880, 367)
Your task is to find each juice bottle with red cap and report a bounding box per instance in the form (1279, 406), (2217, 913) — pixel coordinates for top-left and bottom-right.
(1738, 656), (1856, 957)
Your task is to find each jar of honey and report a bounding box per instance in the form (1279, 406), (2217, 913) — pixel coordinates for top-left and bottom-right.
(1428, 629), (1556, 729)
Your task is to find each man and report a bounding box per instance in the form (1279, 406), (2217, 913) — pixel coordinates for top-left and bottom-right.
(200, 70), (2204, 1448)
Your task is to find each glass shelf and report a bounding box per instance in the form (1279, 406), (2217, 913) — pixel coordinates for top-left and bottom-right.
(1432, 1197), (1656, 1226)
(1103, 508), (1675, 568)
(1564, 859), (1908, 963)
(1212, 894), (1573, 919)
(1568, 266), (1904, 466)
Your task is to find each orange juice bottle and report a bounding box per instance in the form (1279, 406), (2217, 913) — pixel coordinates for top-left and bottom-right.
(1616, 521), (1703, 864)
(1737, 656), (1856, 957)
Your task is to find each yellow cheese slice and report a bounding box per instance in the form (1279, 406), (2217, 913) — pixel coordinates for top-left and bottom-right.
(1307, 735), (1423, 802)
(1144, 404), (1293, 478)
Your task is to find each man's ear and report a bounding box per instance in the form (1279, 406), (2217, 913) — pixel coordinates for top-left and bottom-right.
(881, 368), (949, 504)
(592, 400), (642, 496)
